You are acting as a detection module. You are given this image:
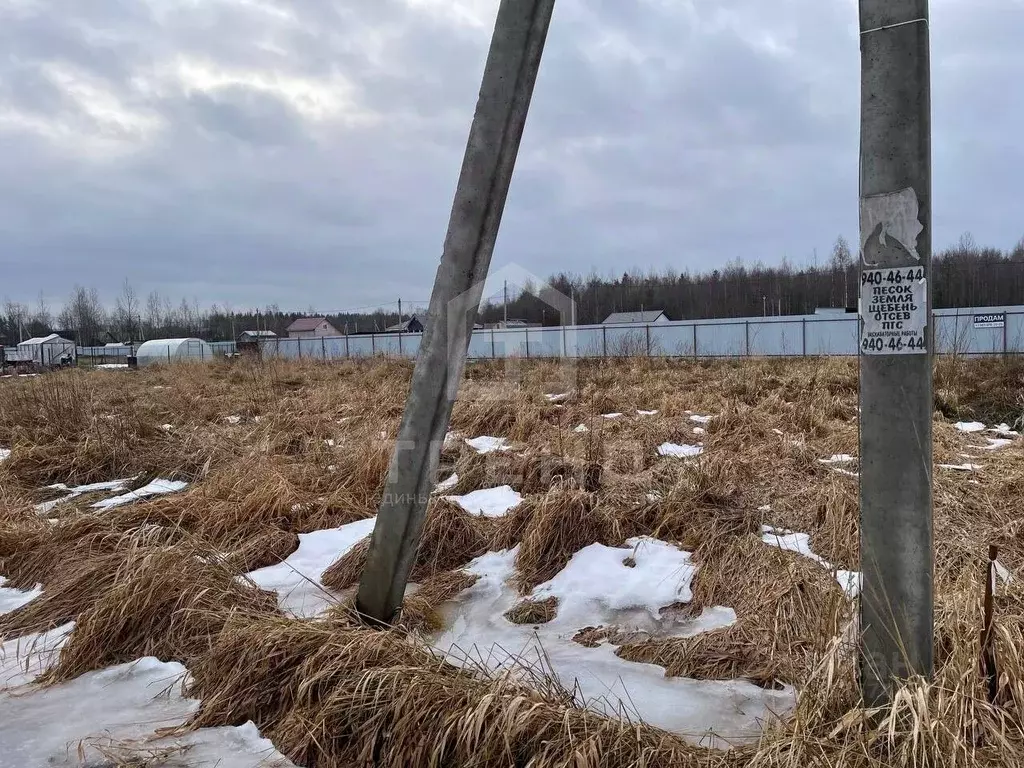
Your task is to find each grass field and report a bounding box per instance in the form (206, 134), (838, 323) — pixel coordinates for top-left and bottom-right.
(1, 355), (1023, 767)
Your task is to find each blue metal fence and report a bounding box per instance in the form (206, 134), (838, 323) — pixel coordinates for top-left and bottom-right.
(66, 305), (1024, 364)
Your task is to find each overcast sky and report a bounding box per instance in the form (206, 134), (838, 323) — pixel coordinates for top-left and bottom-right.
(0, 0), (1021, 313)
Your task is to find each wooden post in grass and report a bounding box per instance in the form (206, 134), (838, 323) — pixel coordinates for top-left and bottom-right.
(355, 0), (556, 624)
(858, 0), (934, 703)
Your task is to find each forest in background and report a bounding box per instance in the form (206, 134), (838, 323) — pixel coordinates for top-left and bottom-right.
(2, 234), (1023, 346)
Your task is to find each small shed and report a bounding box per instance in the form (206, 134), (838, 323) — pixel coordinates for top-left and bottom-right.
(135, 338), (215, 367)
(239, 330), (277, 342)
(602, 310), (671, 325)
(385, 316), (424, 333)
(17, 334), (77, 366)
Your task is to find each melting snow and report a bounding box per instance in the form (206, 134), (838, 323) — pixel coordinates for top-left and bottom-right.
(818, 454), (856, 465)
(690, 415), (713, 424)
(990, 424), (1020, 437)
(1, 623), (75, 690)
(248, 517), (377, 617)
(637, 410), (659, 416)
(0, 652), (295, 767)
(35, 478), (135, 515)
(602, 413), (623, 419)
(0, 578), (42, 615)
(976, 438), (1014, 451)
(92, 479), (188, 510)
(657, 443), (704, 458)
(955, 422), (986, 433)
(225, 415), (242, 424)
(94, 364), (129, 370)
(761, 527), (861, 599)
(159, 423), (174, 432)
(693, 427), (706, 435)
(465, 436), (512, 454)
(445, 486), (523, 518)
(0, 448), (9, 463)
(573, 424), (589, 433)
(545, 393), (571, 403)
(434, 473), (459, 494)
(433, 543), (793, 747)
(938, 463), (984, 472)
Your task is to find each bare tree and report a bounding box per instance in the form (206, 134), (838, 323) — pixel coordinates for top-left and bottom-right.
(114, 279), (140, 342)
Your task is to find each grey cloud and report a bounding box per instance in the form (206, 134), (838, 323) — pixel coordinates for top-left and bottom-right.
(0, 0), (1021, 313)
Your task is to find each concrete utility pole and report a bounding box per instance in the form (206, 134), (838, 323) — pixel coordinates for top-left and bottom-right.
(857, 0), (933, 704)
(503, 280), (509, 325)
(356, 0), (556, 624)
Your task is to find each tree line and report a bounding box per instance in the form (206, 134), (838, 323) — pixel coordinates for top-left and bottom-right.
(2, 234), (1022, 346)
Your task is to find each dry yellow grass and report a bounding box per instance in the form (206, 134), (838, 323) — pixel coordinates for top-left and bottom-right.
(1, 355), (1023, 767)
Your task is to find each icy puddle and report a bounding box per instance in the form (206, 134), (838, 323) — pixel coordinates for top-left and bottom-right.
(0, 577), (43, 615)
(432, 539), (794, 747)
(247, 517), (377, 617)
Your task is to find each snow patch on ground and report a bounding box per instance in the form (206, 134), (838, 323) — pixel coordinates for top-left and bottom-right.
(976, 438), (1014, 451)
(761, 527), (861, 599)
(0, 448), (9, 463)
(92, 479), (189, 510)
(36, 478), (134, 514)
(0, 623), (74, 690)
(445, 486), (523, 518)
(818, 454), (855, 465)
(689, 415), (713, 424)
(434, 473), (459, 494)
(658, 443), (704, 458)
(573, 424), (589, 433)
(602, 412), (623, 419)
(637, 410), (659, 416)
(0, 578), (43, 615)
(248, 517), (377, 617)
(465, 436), (512, 454)
(990, 424), (1020, 437)
(0, 654), (295, 767)
(938, 463), (984, 472)
(433, 544), (793, 746)
(955, 422), (986, 433)
(545, 393), (571, 403)
(95, 363), (129, 370)
(225, 415), (242, 424)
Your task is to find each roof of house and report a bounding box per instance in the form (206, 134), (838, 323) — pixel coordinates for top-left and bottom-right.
(19, 333), (70, 345)
(241, 330), (277, 337)
(385, 316), (422, 332)
(286, 317), (329, 332)
(602, 310), (668, 324)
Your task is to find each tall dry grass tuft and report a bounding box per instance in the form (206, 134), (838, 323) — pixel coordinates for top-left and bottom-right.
(43, 544), (278, 682)
(513, 487), (618, 592)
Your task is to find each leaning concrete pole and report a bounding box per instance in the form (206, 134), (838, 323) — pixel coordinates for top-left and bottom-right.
(356, 0), (556, 624)
(857, 0), (933, 703)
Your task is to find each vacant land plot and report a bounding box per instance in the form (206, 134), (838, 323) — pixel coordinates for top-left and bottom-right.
(1, 356), (1022, 767)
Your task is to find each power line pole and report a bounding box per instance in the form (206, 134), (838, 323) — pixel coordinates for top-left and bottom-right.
(503, 280), (508, 326)
(858, 0), (933, 704)
(356, 0), (556, 624)
(398, 298), (403, 326)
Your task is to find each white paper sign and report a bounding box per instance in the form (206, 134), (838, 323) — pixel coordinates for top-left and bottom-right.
(859, 267), (928, 355)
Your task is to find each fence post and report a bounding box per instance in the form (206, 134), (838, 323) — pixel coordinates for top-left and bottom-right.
(562, 323), (567, 359)
(692, 325), (698, 359)
(371, 334), (376, 357)
(525, 327), (530, 358)
(491, 328), (496, 359)
(1003, 317), (1008, 358)
(398, 332), (403, 356)
(645, 325), (651, 357)
(802, 318), (807, 357)
(602, 326), (607, 357)
(745, 321), (750, 357)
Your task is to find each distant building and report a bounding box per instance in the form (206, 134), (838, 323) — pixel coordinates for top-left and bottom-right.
(602, 310), (671, 325)
(239, 330), (278, 342)
(17, 334), (76, 366)
(385, 316), (424, 333)
(485, 319), (542, 329)
(286, 317), (340, 339)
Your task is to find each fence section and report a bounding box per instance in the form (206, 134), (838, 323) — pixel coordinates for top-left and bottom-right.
(63, 306), (1024, 365)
